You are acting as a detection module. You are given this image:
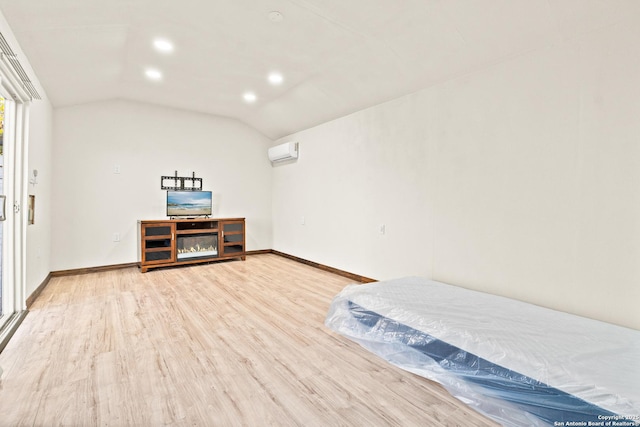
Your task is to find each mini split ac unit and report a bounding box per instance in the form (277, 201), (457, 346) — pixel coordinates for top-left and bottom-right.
(268, 142), (298, 163)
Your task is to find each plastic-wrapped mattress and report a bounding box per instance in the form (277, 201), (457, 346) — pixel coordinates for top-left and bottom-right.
(325, 277), (640, 427)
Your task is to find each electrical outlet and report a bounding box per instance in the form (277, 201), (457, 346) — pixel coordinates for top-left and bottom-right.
(113, 233), (120, 242)
(114, 164), (121, 174)
(379, 224), (386, 235)
(301, 216), (306, 225)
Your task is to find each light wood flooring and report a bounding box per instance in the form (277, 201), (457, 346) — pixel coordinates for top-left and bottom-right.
(0, 254), (498, 426)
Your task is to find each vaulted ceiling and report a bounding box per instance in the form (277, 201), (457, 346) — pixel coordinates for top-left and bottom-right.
(0, 0), (638, 139)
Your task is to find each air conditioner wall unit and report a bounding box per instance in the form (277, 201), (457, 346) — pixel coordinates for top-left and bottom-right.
(268, 142), (298, 163)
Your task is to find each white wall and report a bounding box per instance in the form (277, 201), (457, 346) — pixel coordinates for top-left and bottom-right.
(272, 24), (640, 330)
(52, 100), (272, 271)
(0, 9), (54, 299)
(25, 99), (53, 297)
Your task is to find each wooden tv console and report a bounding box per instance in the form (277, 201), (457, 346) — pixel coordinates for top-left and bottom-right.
(138, 218), (245, 273)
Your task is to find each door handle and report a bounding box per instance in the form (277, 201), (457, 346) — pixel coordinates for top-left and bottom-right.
(0, 195), (6, 221)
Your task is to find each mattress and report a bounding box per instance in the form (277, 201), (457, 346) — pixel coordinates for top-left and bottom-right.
(325, 277), (640, 427)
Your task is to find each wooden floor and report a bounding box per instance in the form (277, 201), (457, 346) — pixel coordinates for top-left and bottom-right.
(0, 254), (498, 426)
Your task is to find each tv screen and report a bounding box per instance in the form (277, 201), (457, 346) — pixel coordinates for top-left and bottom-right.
(167, 191), (212, 217)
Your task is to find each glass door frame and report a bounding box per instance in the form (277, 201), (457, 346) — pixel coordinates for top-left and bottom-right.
(0, 71), (30, 346)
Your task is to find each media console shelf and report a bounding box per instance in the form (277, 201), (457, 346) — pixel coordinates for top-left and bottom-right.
(138, 218), (245, 273)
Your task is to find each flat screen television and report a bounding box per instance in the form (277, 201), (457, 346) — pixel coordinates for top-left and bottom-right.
(167, 190), (212, 217)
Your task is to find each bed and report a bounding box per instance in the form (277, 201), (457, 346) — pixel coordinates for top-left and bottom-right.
(325, 277), (640, 427)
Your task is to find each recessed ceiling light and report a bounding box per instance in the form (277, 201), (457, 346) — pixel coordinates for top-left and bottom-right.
(153, 38), (174, 53)
(145, 68), (163, 81)
(268, 72), (283, 85)
(243, 92), (257, 103)
(268, 11), (283, 22)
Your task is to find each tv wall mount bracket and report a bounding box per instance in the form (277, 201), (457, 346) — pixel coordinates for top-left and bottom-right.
(161, 171), (203, 191)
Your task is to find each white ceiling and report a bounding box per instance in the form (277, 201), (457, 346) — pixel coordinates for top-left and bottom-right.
(0, 0), (638, 139)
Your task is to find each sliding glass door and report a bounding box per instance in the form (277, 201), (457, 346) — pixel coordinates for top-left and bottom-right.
(0, 35), (33, 348)
(0, 91), (26, 336)
(0, 94), (14, 330)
